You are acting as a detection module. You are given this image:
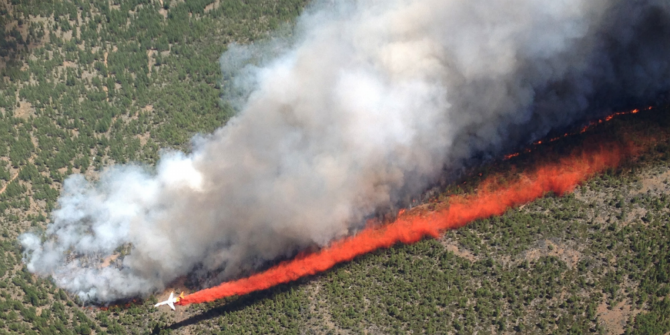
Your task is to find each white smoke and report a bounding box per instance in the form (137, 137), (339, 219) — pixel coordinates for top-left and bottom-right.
(20, 0), (670, 302)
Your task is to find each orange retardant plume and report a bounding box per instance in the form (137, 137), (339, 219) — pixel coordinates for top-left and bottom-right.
(177, 140), (637, 306)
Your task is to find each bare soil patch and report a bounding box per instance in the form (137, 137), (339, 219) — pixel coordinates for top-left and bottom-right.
(205, 0), (220, 12)
(100, 254), (120, 268)
(440, 238), (478, 262)
(13, 100), (34, 119)
(524, 239), (581, 269)
(597, 299), (640, 335)
(634, 169), (670, 195)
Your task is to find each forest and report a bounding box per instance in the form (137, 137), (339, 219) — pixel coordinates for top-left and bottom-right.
(0, 0), (669, 334)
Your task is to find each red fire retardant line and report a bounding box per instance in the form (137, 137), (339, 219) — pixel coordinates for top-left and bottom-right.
(178, 143), (632, 306)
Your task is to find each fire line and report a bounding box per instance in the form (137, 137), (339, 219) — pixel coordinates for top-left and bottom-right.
(503, 107), (651, 160)
(176, 139), (639, 306)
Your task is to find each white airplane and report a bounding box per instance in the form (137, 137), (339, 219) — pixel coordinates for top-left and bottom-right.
(154, 291), (182, 310)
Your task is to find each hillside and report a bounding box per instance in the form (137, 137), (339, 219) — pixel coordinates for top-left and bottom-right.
(0, 1), (669, 335)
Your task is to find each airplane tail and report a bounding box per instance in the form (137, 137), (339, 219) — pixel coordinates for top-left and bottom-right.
(167, 292), (175, 310)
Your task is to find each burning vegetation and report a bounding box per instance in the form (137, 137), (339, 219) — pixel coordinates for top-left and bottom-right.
(504, 107), (652, 161)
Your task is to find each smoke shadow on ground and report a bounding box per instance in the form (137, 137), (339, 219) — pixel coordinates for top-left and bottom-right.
(160, 279), (310, 332)
(159, 301), (253, 332)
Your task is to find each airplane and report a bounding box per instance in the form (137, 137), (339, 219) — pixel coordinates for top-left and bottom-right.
(154, 291), (183, 310)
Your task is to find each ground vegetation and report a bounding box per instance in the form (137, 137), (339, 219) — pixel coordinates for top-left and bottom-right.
(0, 0), (669, 334)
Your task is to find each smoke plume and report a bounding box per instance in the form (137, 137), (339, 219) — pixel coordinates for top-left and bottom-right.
(20, 0), (670, 302)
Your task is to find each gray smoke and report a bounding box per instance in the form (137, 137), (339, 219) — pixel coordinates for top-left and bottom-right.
(20, 0), (670, 302)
